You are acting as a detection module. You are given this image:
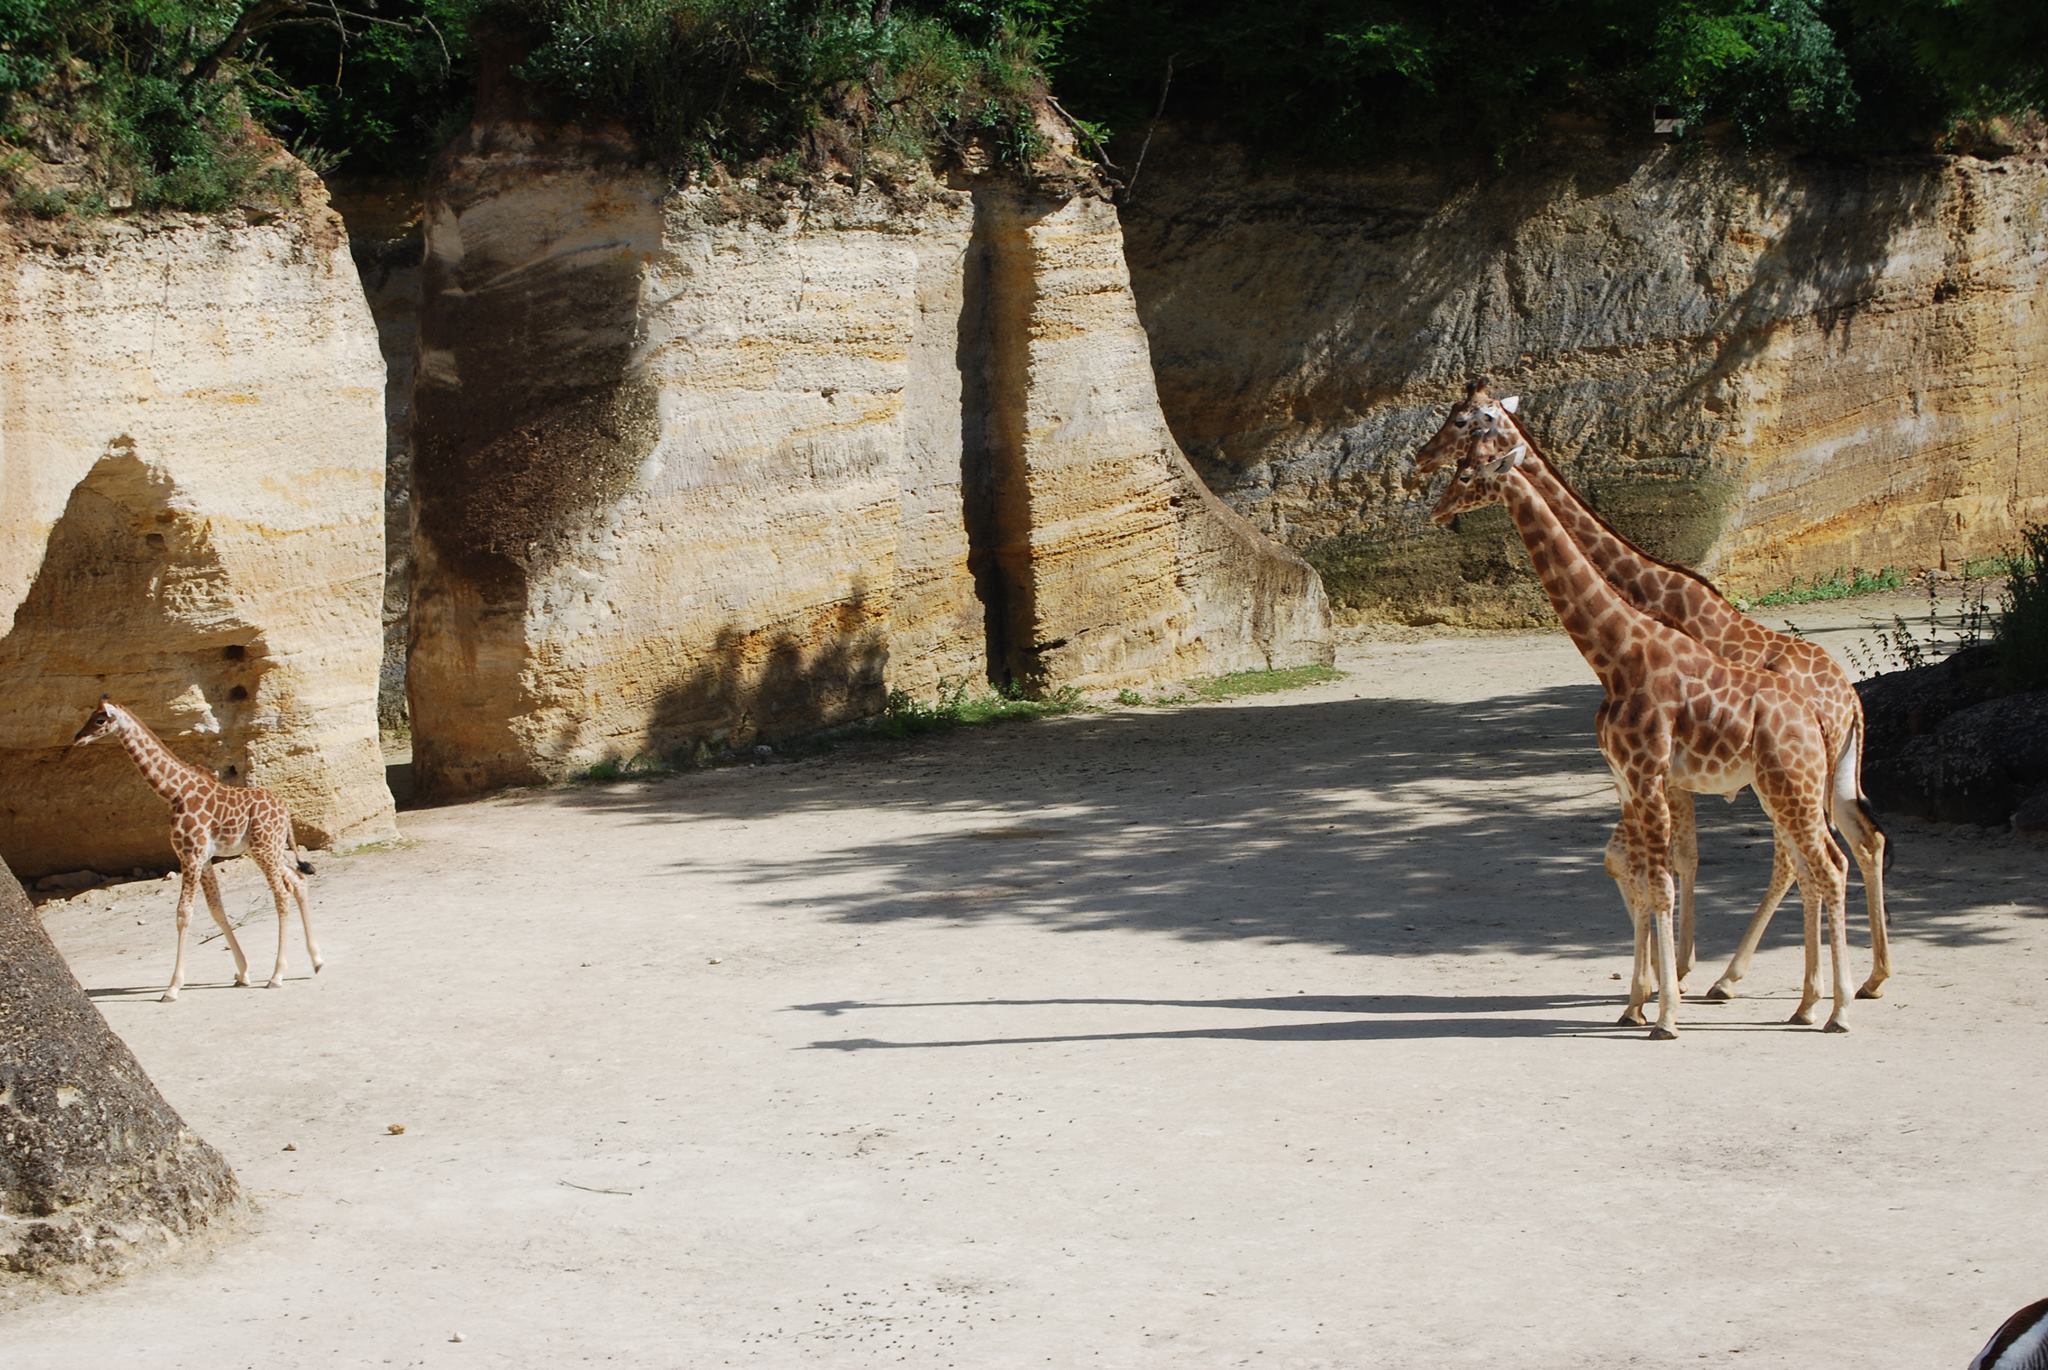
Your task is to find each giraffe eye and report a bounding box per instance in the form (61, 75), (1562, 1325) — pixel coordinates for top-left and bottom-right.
(1453, 415), (1469, 428)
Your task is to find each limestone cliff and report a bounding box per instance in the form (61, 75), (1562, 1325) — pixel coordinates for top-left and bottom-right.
(1120, 131), (2048, 620)
(0, 200), (397, 877)
(405, 122), (1330, 797)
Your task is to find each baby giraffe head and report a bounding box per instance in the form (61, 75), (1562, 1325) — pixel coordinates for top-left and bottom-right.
(72, 695), (124, 746)
(1413, 378), (1523, 475)
(1431, 428), (1531, 526)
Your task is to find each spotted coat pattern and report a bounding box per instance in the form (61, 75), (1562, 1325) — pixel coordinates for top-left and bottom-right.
(1416, 383), (1890, 1005)
(73, 698), (323, 1002)
(1431, 455), (1856, 1037)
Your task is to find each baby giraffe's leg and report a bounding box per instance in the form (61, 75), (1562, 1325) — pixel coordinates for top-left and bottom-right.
(199, 866), (250, 987)
(287, 868), (322, 973)
(1704, 845), (1795, 1001)
(163, 864), (201, 1003)
(257, 858), (293, 988)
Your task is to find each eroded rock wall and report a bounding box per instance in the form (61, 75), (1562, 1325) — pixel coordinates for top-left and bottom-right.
(1119, 132), (2048, 620)
(408, 123), (1330, 797)
(0, 204), (396, 877)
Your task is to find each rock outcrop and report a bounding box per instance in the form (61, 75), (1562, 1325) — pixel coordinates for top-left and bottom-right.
(407, 120), (1330, 797)
(0, 202), (397, 877)
(0, 854), (241, 1295)
(1120, 131), (2048, 620)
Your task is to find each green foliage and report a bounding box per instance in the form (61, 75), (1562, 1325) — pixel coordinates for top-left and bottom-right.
(1186, 664), (1344, 702)
(874, 676), (1083, 737)
(1745, 565), (1902, 607)
(1045, 0), (2044, 163)
(508, 0), (1053, 175)
(0, 0), (286, 213)
(1996, 524), (2048, 691)
(258, 0), (475, 179)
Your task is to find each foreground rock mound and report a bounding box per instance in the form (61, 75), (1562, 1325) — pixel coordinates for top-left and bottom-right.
(1121, 131), (2048, 620)
(408, 122), (1330, 797)
(0, 206), (396, 877)
(0, 856), (240, 1295)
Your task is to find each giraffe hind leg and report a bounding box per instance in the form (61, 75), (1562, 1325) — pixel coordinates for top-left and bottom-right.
(287, 867), (322, 974)
(1830, 728), (1891, 998)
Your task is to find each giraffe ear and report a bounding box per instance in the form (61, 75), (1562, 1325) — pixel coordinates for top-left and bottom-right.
(1500, 395), (1520, 414)
(99, 693), (110, 702)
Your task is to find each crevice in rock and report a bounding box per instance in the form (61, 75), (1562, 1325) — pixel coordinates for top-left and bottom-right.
(962, 189), (1043, 691)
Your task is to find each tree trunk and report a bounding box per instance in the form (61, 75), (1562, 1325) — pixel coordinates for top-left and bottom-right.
(0, 858), (240, 1295)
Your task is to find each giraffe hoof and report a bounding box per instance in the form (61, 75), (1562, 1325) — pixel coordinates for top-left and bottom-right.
(312, 959), (324, 975)
(1855, 983), (1885, 1000)
(1616, 1009), (1647, 1027)
(264, 977), (285, 990)
(1702, 983), (1735, 1003)
(1787, 1008), (1816, 1026)
(233, 974), (251, 988)
(1823, 1018), (1851, 1034)
(1647, 1025), (1679, 1041)
(159, 990), (179, 1004)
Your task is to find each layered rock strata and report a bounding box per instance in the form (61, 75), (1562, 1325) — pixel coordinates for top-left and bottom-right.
(0, 855), (242, 1294)
(1120, 131), (2048, 620)
(408, 124), (1330, 797)
(0, 204), (397, 877)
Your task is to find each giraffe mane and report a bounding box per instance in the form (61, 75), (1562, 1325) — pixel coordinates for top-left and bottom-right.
(1505, 415), (1736, 606)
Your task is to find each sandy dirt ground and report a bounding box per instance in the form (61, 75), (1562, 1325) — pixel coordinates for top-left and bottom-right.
(6, 596), (2044, 1369)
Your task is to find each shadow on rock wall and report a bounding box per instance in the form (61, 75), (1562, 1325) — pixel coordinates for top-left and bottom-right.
(632, 591), (892, 769)
(0, 441), (278, 876)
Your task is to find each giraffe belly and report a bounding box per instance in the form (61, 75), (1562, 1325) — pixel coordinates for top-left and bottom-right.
(1671, 753), (1752, 798)
(213, 832), (251, 860)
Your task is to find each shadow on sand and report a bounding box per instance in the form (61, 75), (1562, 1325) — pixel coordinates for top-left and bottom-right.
(558, 677), (2031, 993)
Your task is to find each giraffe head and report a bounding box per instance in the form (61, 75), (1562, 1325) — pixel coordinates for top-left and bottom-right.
(72, 695), (126, 746)
(1413, 379), (1523, 476)
(1430, 427), (1530, 526)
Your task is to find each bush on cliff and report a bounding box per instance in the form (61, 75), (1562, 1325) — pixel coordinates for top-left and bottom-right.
(505, 0), (1056, 174)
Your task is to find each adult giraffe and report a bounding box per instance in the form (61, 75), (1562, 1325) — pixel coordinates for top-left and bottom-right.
(1413, 382), (1889, 1003)
(1432, 438), (1856, 1036)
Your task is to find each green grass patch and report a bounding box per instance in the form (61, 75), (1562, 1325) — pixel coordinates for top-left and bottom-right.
(578, 752), (672, 783)
(1186, 664), (1344, 702)
(1745, 566), (1904, 608)
(872, 678), (1084, 739)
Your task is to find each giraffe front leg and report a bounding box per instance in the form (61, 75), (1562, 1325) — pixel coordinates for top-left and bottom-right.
(163, 866), (199, 1003)
(199, 866), (250, 987)
(1607, 823), (1650, 1025)
(1668, 786), (1698, 987)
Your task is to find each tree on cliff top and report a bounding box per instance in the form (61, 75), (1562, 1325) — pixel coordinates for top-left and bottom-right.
(0, 855), (242, 1293)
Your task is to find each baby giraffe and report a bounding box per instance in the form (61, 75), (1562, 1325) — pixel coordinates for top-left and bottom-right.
(73, 696), (322, 1002)
(1433, 447), (1855, 1037)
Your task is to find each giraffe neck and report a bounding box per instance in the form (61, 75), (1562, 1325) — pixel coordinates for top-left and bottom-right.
(1510, 424), (1746, 640)
(113, 714), (208, 805)
(1498, 465), (1647, 688)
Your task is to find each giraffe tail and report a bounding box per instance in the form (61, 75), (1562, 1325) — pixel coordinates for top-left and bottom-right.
(291, 831), (315, 876)
(1830, 718), (1892, 873)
